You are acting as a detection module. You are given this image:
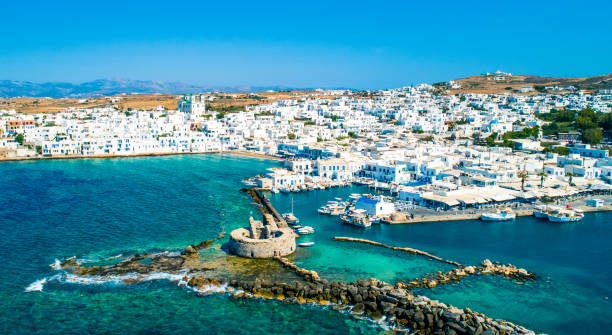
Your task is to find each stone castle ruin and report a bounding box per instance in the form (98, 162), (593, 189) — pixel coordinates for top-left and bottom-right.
(229, 214), (296, 258)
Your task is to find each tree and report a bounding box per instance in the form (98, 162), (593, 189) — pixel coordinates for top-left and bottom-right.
(556, 109), (575, 122)
(348, 131), (357, 138)
(517, 170), (529, 191)
(485, 133), (498, 147)
(599, 112), (612, 131)
(583, 128), (603, 145)
(537, 171), (548, 188)
(14, 133), (24, 145)
(287, 133), (296, 140)
(576, 115), (597, 130)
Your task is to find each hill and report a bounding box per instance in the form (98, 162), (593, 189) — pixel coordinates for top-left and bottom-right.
(442, 74), (612, 95)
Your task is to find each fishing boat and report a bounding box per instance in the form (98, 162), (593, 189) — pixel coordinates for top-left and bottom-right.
(481, 208), (516, 221)
(282, 197), (299, 225)
(533, 204), (550, 218)
(298, 242), (315, 247)
(340, 215), (371, 228)
(318, 206), (330, 214)
(547, 208), (584, 222)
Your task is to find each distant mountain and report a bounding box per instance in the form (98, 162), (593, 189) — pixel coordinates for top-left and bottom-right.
(0, 78), (303, 98)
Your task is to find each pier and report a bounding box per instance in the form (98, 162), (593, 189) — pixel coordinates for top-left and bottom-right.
(246, 188), (288, 227)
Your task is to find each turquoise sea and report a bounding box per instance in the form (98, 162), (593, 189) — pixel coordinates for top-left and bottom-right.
(1, 154), (611, 334)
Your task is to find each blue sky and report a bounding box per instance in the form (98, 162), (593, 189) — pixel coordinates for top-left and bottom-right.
(1, 1), (610, 89)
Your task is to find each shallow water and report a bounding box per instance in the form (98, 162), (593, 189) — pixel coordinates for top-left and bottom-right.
(1, 154), (610, 334)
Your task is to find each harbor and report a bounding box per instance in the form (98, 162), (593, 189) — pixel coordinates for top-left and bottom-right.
(7, 153), (612, 335)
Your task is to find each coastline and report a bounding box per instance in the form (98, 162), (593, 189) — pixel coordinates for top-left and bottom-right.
(385, 204), (612, 224)
(0, 150), (283, 163)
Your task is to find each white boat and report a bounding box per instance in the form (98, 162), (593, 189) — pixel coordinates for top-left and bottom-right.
(270, 188), (280, 194)
(547, 208), (584, 223)
(296, 226), (315, 234)
(349, 193), (362, 200)
(283, 213), (299, 225)
(340, 215), (371, 228)
(298, 242), (315, 247)
(318, 207), (330, 214)
(533, 205), (550, 218)
(282, 197), (299, 225)
(481, 208), (516, 221)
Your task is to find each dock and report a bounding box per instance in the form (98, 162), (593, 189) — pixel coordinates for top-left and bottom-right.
(247, 188), (288, 227)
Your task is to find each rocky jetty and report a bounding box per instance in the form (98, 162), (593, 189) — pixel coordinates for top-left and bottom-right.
(407, 260), (535, 289)
(184, 269), (535, 334)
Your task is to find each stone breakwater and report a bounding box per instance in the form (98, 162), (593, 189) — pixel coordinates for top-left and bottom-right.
(184, 268), (535, 334)
(334, 236), (462, 267)
(332, 237), (535, 289)
(406, 259), (536, 289)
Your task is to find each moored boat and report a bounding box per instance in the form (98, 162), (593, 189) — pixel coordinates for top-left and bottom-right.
(282, 197), (299, 225)
(283, 213), (299, 225)
(340, 215), (371, 228)
(296, 226), (315, 234)
(481, 208), (516, 221)
(533, 205), (550, 218)
(547, 208), (584, 223)
(298, 242), (315, 247)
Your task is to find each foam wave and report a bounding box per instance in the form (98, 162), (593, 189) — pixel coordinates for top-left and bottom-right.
(185, 282), (230, 295)
(25, 278), (47, 292)
(105, 254), (123, 260)
(25, 271), (187, 293)
(62, 271), (187, 286)
(50, 259), (62, 270)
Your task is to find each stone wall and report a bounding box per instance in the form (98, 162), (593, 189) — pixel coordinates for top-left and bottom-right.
(229, 227), (296, 258)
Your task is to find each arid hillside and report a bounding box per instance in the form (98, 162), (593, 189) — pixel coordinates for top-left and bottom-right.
(0, 90), (340, 114)
(441, 74), (612, 95)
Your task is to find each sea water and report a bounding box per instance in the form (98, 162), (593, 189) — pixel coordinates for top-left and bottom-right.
(1, 154), (610, 334)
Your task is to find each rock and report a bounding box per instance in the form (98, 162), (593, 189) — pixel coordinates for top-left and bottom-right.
(414, 310), (425, 323)
(380, 301), (395, 314)
(443, 311), (462, 323)
(352, 303), (365, 314)
(364, 301), (378, 312)
(184, 245), (197, 254)
(448, 322), (466, 333)
(366, 309), (383, 320)
(481, 259), (493, 268)
(464, 266), (476, 274)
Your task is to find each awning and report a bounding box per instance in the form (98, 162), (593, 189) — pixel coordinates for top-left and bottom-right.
(492, 194), (516, 202)
(476, 197), (489, 203)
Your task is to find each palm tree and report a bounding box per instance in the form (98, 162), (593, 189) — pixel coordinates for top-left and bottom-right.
(517, 170), (529, 191)
(537, 171), (548, 188)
